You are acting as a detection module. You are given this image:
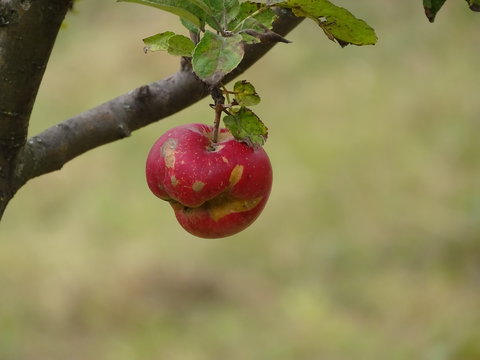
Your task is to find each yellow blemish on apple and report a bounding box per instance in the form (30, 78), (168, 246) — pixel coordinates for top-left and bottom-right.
(222, 156), (229, 164)
(208, 196), (262, 222)
(161, 138), (177, 168)
(229, 164), (244, 187)
(171, 176), (179, 186)
(192, 181), (205, 192)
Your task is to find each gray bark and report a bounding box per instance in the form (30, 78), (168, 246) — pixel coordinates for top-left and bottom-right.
(0, 0), (73, 217)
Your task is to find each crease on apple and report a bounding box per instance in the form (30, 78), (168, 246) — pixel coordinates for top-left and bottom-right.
(170, 194), (263, 222)
(169, 164), (259, 222)
(207, 195), (263, 221)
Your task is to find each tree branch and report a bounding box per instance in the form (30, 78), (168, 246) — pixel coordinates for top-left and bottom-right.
(15, 9), (303, 186)
(0, 0), (72, 154)
(0, 0), (72, 216)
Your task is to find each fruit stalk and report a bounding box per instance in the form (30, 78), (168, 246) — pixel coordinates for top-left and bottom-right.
(210, 87), (226, 144)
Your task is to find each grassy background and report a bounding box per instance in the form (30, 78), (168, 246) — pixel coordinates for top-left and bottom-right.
(1, 1), (480, 359)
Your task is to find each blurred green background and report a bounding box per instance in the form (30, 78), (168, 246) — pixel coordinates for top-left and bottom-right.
(1, 1), (480, 359)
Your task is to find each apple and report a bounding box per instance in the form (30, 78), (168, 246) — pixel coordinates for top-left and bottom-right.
(146, 123), (273, 238)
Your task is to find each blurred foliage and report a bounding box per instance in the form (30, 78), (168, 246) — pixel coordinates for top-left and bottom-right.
(1, 1), (479, 359)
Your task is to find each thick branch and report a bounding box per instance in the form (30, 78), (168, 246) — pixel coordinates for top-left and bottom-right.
(0, 0), (72, 216)
(15, 9), (303, 186)
(0, 0), (72, 154)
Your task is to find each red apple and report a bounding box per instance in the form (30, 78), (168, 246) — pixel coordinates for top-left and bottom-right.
(145, 123), (273, 238)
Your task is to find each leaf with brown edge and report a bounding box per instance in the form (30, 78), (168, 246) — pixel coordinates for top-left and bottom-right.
(223, 107), (268, 147)
(143, 32), (195, 56)
(277, 0), (377, 47)
(423, 0), (447, 22)
(466, 0), (480, 11)
(233, 80), (261, 106)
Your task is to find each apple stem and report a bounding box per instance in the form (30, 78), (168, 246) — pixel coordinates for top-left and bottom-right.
(212, 104), (223, 144)
(211, 87), (226, 144)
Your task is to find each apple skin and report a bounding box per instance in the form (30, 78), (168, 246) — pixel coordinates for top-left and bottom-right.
(146, 123), (273, 238)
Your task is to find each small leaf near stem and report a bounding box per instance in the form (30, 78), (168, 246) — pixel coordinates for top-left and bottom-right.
(233, 80), (261, 106)
(223, 107), (268, 147)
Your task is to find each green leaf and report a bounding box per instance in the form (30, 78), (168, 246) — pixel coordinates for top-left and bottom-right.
(233, 80), (261, 106)
(143, 31), (175, 52)
(118, 0), (206, 28)
(228, 1), (277, 31)
(186, 0), (212, 14)
(167, 34), (196, 56)
(204, 0), (240, 28)
(223, 107), (268, 147)
(423, 0), (447, 22)
(465, 0), (480, 11)
(192, 31), (244, 85)
(181, 17), (201, 34)
(143, 32), (195, 56)
(278, 0), (377, 47)
(239, 32), (262, 44)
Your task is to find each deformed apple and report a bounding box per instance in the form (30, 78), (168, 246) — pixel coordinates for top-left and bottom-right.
(146, 123), (273, 238)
